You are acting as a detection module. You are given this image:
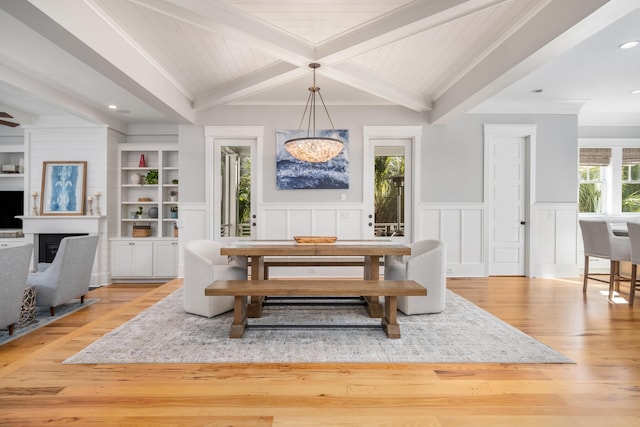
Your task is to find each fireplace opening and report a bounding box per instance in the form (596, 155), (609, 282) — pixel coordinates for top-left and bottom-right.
(38, 233), (87, 263)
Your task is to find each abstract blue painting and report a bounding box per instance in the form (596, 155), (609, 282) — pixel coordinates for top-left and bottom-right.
(276, 129), (349, 190)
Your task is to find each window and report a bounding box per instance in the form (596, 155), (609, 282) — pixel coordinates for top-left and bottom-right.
(579, 148), (608, 213)
(579, 145), (640, 215)
(622, 148), (640, 212)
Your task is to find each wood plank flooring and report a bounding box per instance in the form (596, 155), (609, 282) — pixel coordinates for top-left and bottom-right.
(0, 276), (638, 426)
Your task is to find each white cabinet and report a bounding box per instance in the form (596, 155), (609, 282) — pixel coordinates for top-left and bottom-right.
(118, 145), (179, 239)
(110, 240), (153, 278)
(111, 239), (178, 279)
(153, 240), (178, 277)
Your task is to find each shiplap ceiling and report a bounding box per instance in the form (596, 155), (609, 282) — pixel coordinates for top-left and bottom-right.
(0, 0), (638, 133)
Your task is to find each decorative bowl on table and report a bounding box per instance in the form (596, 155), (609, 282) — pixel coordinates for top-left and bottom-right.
(293, 236), (337, 244)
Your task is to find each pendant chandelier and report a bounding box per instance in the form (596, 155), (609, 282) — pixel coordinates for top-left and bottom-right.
(284, 63), (344, 163)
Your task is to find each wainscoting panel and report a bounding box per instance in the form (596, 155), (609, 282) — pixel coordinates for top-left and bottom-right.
(179, 203), (208, 277)
(314, 210), (337, 236)
(262, 209), (289, 240)
(338, 209), (364, 239)
(288, 210), (314, 237)
(416, 203), (485, 277)
(181, 202), (579, 279)
(260, 204), (365, 240)
(534, 203), (578, 277)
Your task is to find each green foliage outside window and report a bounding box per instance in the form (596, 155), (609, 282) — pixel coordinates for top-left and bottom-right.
(578, 166), (602, 213)
(622, 165), (640, 212)
(237, 156), (251, 224)
(579, 183), (601, 213)
(374, 156), (404, 223)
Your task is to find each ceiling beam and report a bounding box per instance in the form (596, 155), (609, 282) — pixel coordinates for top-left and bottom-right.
(316, 0), (509, 65)
(132, 0), (314, 66)
(430, 0), (630, 124)
(5, 0), (195, 124)
(0, 59), (128, 132)
(194, 62), (306, 111)
(323, 63), (432, 112)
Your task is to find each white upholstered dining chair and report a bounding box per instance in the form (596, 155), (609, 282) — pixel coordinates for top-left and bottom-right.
(383, 239), (447, 315)
(579, 219), (630, 300)
(183, 240), (248, 318)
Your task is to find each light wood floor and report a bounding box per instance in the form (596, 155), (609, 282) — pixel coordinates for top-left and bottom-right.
(1, 276), (638, 426)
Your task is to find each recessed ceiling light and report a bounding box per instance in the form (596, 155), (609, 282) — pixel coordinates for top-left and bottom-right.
(619, 40), (639, 49)
(108, 104), (118, 109)
(531, 89), (543, 94)
(631, 89), (640, 94)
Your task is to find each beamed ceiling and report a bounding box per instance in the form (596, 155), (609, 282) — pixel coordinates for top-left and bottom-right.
(0, 0), (638, 133)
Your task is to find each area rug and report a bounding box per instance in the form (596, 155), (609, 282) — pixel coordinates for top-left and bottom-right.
(0, 298), (98, 346)
(64, 289), (572, 364)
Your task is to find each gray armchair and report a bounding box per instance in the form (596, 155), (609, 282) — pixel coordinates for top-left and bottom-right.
(27, 235), (99, 316)
(0, 244), (34, 335)
(384, 239), (447, 315)
(183, 239), (248, 318)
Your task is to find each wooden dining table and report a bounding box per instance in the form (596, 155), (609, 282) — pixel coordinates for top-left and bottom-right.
(220, 241), (412, 318)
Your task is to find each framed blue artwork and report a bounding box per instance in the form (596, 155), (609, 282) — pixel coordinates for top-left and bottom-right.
(276, 129), (349, 190)
(40, 161), (87, 215)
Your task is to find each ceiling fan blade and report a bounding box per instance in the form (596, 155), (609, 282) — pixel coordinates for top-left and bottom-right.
(0, 112), (13, 118)
(0, 119), (19, 127)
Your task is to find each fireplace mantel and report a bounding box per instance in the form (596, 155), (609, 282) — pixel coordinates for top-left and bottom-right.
(18, 215), (105, 234)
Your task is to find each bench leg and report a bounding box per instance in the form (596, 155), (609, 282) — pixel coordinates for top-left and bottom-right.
(381, 296), (401, 339)
(229, 296), (248, 338)
(364, 256), (384, 318)
(247, 256), (265, 318)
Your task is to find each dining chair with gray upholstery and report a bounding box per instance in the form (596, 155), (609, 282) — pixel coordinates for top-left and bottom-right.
(625, 222), (640, 306)
(579, 219), (630, 300)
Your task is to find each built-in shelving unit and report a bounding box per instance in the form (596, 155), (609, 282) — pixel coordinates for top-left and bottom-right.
(0, 144), (25, 188)
(118, 145), (179, 238)
(0, 144), (26, 246)
(112, 144), (179, 280)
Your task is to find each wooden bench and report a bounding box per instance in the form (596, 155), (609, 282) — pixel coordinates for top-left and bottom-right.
(204, 279), (426, 339)
(249, 257), (380, 279)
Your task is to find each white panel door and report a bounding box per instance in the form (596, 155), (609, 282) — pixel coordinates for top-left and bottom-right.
(490, 137), (526, 275)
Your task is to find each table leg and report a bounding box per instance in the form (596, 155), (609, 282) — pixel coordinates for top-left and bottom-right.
(363, 256), (383, 318)
(247, 255), (264, 318)
(229, 296), (248, 338)
(381, 296), (401, 338)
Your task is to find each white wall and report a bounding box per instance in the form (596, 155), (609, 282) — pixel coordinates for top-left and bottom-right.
(177, 106), (581, 277)
(24, 122), (114, 286)
(6, 107), (638, 281)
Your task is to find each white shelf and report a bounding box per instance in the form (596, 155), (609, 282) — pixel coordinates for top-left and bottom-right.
(118, 145), (178, 238)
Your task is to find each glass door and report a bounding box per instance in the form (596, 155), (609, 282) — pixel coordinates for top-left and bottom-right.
(365, 139), (412, 244)
(213, 139), (256, 241)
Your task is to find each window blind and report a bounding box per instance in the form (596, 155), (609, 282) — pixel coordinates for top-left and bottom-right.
(623, 148), (640, 165)
(580, 148), (611, 166)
